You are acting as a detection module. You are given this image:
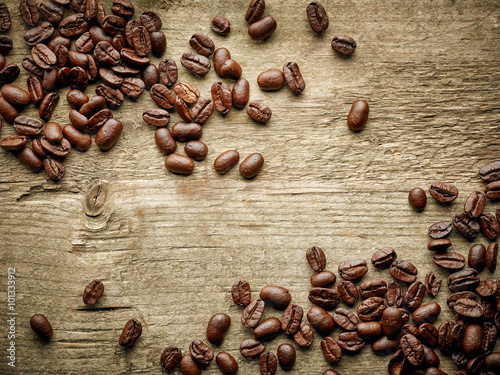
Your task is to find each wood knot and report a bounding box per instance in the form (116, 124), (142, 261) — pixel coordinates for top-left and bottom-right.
(84, 181), (108, 217)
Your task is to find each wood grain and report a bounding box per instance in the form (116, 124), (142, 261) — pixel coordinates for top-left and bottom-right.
(0, 0), (499, 373)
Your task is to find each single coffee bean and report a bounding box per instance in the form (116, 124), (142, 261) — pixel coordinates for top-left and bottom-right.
(150, 84), (175, 110)
(159, 59), (177, 87)
(447, 291), (477, 309)
(17, 147), (42, 172)
(454, 213), (480, 240)
(338, 259), (368, 280)
(281, 304), (303, 334)
(160, 346), (182, 370)
(390, 259), (418, 283)
(253, 317), (281, 341)
(143, 108), (170, 127)
(118, 318), (142, 347)
(110, 0), (134, 18)
(95, 118), (123, 150)
(32, 44), (56, 70)
(310, 270), (336, 287)
(408, 187), (427, 210)
(403, 282), (426, 310)
(40, 136), (71, 158)
(372, 336), (400, 355)
(277, 343), (295, 371)
(124, 18), (140, 44)
(174, 82), (200, 104)
(464, 191), (486, 218)
(425, 272), (441, 297)
(480, 161), (500, 182)
(231, 280), (251, 306)
(283, 62), (305, 93)
(260, 285), (291, 310)
(150, 31), (166, 57)
(306, 2), (329, 32)
(429, 181), (459, 202)
(0, 54), (4, 70)
(333, 307), (359, 331)
(0, 97), (19, 123)
(448, 268), (480, 292)
(82, 280), (104, 306)
(190, 98), (214, 125)
(337, 280), (359, 305)
(400, 334), (424, 365)
(360, 279), (388, 299)
(248, 16), (277, 41)
(182, 141), (207, 161)
(120, 47), (150, 66)
(102, 14), (126, 36)
(293, 321), (314, 347)
(1, 84), (31, 107)
(371, 247), (397, 268)
(462, 324), (483, 356)
(141, 64), (159, 89)
(240, 338), (265, 357)
(189, 33), (214, 56)
(47, 35), (71, 51)
(485, 180), (500, 199)
(0, 2), (11, 33)
(306, 245), (326, 271)
(63, 124), (92, 151)
(88, 109), (112, 131)
(257, 69), (284, 91)
(400, 309), (410, 324)
(44, 122), (63, 143)
(338, 331), (365, 352)
(13, 116), (43, 136)
(67, 51), (88, 68)
(39, 92), (59, 121)
(31, 139), (45, 159)
(386, 280), (403, 307)
(59, 13), (88, 37)
(216, 352), (238, 375)
(418, 323), (438, 348)
(220, 59), (242, 80)
(214, 150), (239, 175)
(213, 47), (231, 77)
(94, 41), (120, 66)
(43, 67), (58, 91)
(206, 313), (230, 346)
(357, 297), (386, 322)
(140, 10), (162, 32)
(171, 122), (202, 142)
(174, 96), (192, 122)
(30, 314), (53, 340)
(164, 153), (194, 175)
(479, 212), (500, 240)
(54, 45), (69, 68)
(476, 279), (497, 297)
(0, 34), (12, 55)
(454, 298), (484, 318)
(428, 220), (453, 239)
(69, 67), (88, 91)
(357, 321), (383, 341)
(433, 252), (466, 270)
(486, 243), (498, 271)
(246, 0), (265, 23)
(27, 76), (44, 106)
(132, 26), (151, 57)
(75, 32), (94, 53)
(211, 16), (230, 35)
(95, 84), (124, 109)
(189, 339), (213, 366)
(481, 322), (497, 354)
(211, 82), (232, 114)
(428, 238), (452, 251)
(241, 298), (265, 328)
(89, 25), (112, 44)
(19, 0), (40, 26)
(181, 52), (211, 76)
(120, 77), (145, 98)
(308, 287), (340, 310)
(232, 78), (250, 109)
(99, 68), (123, 87)
(468, 244), (486, 271)
(347, 99), (369, 131)
(331, 35), (356, 55)
(320, 336), (342, 364)
(247, 101), (272, 123)
(240, 153), (264, 179)
(179, 354), (200, 375)
(24, 22), (55, 47)
(0, 63), (20, 87)
(155, 128), (176, 155)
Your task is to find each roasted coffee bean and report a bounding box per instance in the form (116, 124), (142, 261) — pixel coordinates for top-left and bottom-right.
(433, 252), (466, 270)
(63, 124), (91, 151)
(390, 259), (418, 283)
(211, 16), (230, 35)
(31, 139), (45, 159)
(69, 67), (88, 91)
(448, 268), (480, 292)
(293, 321), (314, 347)
(179, 354), (200, 375)
(372, 336), (400, 355)
(399, 309), (410, 324)
(259, 352), (277, 375)
(338, 331), (365, 352)
(158, 59), (177, 87)
(132, 26), (151, 57)
(67, 51), (88, 67)
(283, 62), (305, 93)
(0, 54), (4, 70)
(42, 67), (57, 91)
(486, 243), (498, 271)
(150, 31), (166, 57)
(310, 270), (336, 287)
(466, 354), (486, 373)
(13, 116), (42, 136)
(476, 280), (497, 297)
(24, 22), (55, 47)
(70, 0), (86, 13)
(241, 298), (265, 328)
(240, 153), (264, 178)
(82, 280), (104, 306)
(95, 84), (124, 109)
(111, 34), (126, 52)
(276, 343), (295, 371)
(448, 291), (477, 310)
(94, 41), (120, 66)
(189, 33), (214, 57)
(120, 77), (145, 98)
(245, 0), (265, 23)
(247, 101), (272, 123)
(386, 280), (403, 307)
(0, 34), (12, 55)
(357, 321), (383, 341)
(371, 247), (397, 268)
(95, 118), (122, 150)
(54, 45), (69, 68)
(181, 52), (211, 75)
(111, 0), (134, 18)
(232, 78), (250, 108)
(206, 313), (231, 345)
(464, 191), (486, 218)
(88, 56), (100, 81)
(39, 92), (59, 121)
(462, 324), (483, 356)
(214, 150), (239, 175)
(59, 13), (88, 37)
(154, 128), (176, 154)
(211, 82), (232, 114)
(32, 44), (56, 70)
(30, 314), (53, 340)
(481, 322), (497, 354)
(480, 161), (500, 182)
(337, 280), (359, 305)
(469, 244), (486, 271)
(331, 35), (356, 55)
(47, 35), (71, 50)
(99, 68), (123, 87)
(306, 2), (329, 32)
(428, 238), (452, 251)
(240, 338), (265, 357)
(479, 212), (500, 240)
(150, 84), (175, 110)
(411, 299), (440, 327)
(89, 25), (112, 44)
(191, 98), (214, 125)
(360, 279), (388, 298)
(428, 220), (453, 239)
(281, 304), (303, 334)
(485, 181), (500, 199)
(17, 147), (43, 172)
(400, 334), (424, 365)
(454, 213), (480, 240)
(425, 367), (447, 375)
(141, 64), (159, 89)
(214, 47), (231, 77)
(260, 285), (291, 310)
(19, 0), (40, 26)
(0, 2), (11, 33)
(0, 63), (20, 86)
(80, 96), (106, 117)
(124, 19), (141, 46)
(174, 82), (200, 104)
(174, 96), (191, 121)
(338, 259), (368, 280)
(306, 245), (326, 271)
(75, 32), (94, 53)
(103, 14), (126, 36)
(189, 339), (213, 366)
(44, 156), (65, 180)
(308, 287), (340, 310)
(216, 352), (238, 375)
(248, 16), (277, 40)
(418, 323), (438, 347)
(40, 136), (71, 158)
(143, 108), (170, 127)
(219, 59), (242, 80)
(44, 122), (63, 143)
(424, 272), (441, 297)
(347, 99), (369, 131)
(0, 97), (19, 123)
(140, 10), (161, 32)
(321, 336), (342, 364)
(333, 307), (359, 331)
(454, 298), (484, 318)
(171, 122), (202, 142)
(429, 181), (459, 202)
(357, 297), (386, 322)
(161, 346), (182, 370)
(253, 317), (281, 341)
(408, 187), (428, 210)
(481, 297), (495, 319)
(257, 69), (284, 91)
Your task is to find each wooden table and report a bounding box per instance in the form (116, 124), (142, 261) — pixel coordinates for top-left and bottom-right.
(1, 0), (499, 373)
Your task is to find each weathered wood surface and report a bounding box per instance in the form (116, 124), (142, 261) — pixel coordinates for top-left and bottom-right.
(1, 0), (500, 373)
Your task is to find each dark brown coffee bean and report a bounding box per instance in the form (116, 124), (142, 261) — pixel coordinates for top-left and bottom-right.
(428, 238), (452, 251)
(214, 47), (231, 77)
(70, 0), (85, 13)
(347, 99), (369, 131)
(32, 44), (56, 70)
(403, 282), (425, 310)
(69, 67), (88, 91)
(30, 314), (53, 340)
(99, 68), (123, 88)
(448, 268), (480, 293)
(211, 82), (232, 114)
(40, 136), (71, 158)
(111, 34), (126, 52)
(320, 336), (342, 364)
(257, 69), (284, 91)
(485, 180), (500, 199)
(246, 0), (265, 23)
(400, 334), (424, 365)
(17, 147), (42, 172)
(480, 161), (500, 182)
(481, 322), (497, 354)
(88, 109), (112, 131)
(190, 99), (214, 125)
(333, 307), (359, 331)
(454, 213), (480, 240)
(216, 352), (238, 375)
(356, 321), (383, 341)
(89, 25), (112, 44)
(161, 346), (182, 370)
(140, 10), (162, 32)
(462, 324), (483, 356)
(19, 0), (40, 26)
(0, 96), (18, 123)
(390, 259), (418, 283)
(39, 92), (59, 121)
(308, 287), (340, 310)
(429, 181), (459, 202)
(82, 280), (104, 305)
(44, 122), (63, 143)
(142, 108), (170, 127)
(408, 187), (427, 210)
(372, 336), (400, 355)
(218, 59), (241, 81)
(26, 76), (43, 107)
(111, 0), (134, 18)
(400, 308), (410, 324)
(305, 246), (326, 271)
(141, 64), (159, 89)
(132, 26), (151, 57)
(464, 191), (486, 218)
(260, 285), (291, 310)
(41, 67), (57, 91)
(306, 2), (329, 32)
(157, 59), (177, 87)
(331, 35), (356, 55)
(281, 304), (303, 334)
(385, 280), (403, 308)
(230, 78), (250, 109)
(360, 279), (388, 299)
(53, 45), (69, 69)
(283, 62), (305, 93)
(23, 22), (55, 47)
(103, 14), (126, 36)
(86, 55), (98, 80)
(486, 243), (497, 271)
(476, 280), (497, 298)
(172, 97), (191, 121)
(0, 2), (11, 32)
(466, 354), (486, 374)
(150, 84), (175, 110)
(338, 259), (368, 280)
(153, 128), (176, 155)
(423, 272), (441, 297)
(247, 101), (272, 123)
(428, 220), (453, 239)
(148, 31), (166, 57)
(338, 331), (365, 352)
(124, 19), (141, 46)
(0, 34), (12, 55)
(239, 153), (264, 178)
(206, 313), (230, 346)
(357, 297), (386, 322)
(13, 116), (42, 136)
(231, 280), (251, 306)
(479, 212), (500, 240)
(240, 338), (265, 357)
(94, 41), (120, 66)
(181, 52), (211, 76)
(276, 344), (295, 371)
(95, 118), (122, 150)
(0, 63), (20, 86)
(214, 150), (239, 175)
(171, 122), (202, 142)
(189, 33), (214, 57)
(242, 298), (265, 328)
(293, 321), (314, 347)
(59, 13), (88, 37)
(433, 252), (466, 271)
(253, 317), (281, 341)
(418, 323), (438, 348)
(120, 77), (145, 98)
(67, 51), (88, 68)
(173, 82), (200, 104)
(371, 247), (397, 268)
(95, 84), (124, 109)
(454, 298), (484, 318)
(47, 35), (71, 51)
(179, 354), (200, 375)
(63, 124), (91, 151)
(469, 244), (486, 271)
(337, 280), (359, 305)
(0, 54), (5, 71)
(259, 352), (277, 375)
(75, 32), (94, 53)
(481, 297), (495, 319)
(211, 16), (230, 35)
(310, 270), (336, 287)
(448, 291), (476, 309)
(80, 96), (106, 117)
(190, 339), (214, 366)
(248, 16), (277, 40)
(43, 156), (65, 180)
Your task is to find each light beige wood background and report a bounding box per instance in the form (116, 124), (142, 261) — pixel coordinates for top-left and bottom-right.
(1, 0), (500, 373)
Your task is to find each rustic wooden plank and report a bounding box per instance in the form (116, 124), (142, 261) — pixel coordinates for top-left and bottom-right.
(1, 0), (499, 374)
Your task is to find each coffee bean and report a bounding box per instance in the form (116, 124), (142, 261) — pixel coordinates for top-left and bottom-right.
(32, 44), (56, 70)
(171, 122), (202, 142)
(67, 51), (88, 68)
(54, 45), (69, 68)
(247, 102), (272, 123)
(47, 35), (71, 51)
(75, 32), (94, 53)
(174, 96), (192, 122)
(333, 307), (359, 331)
(19, 0), (40, 26)
(103, 14), (126, 36)
(26, 76), (43, 107)
(174, 82), (200, 104)
(387, 280), (403, 307)
(479, 212), (500, 240)
(231, 280), (251, 306)
(0, 63), (20, 86)
(462, 324), (483, 357)
(424, 272), (441, 297)
(181, 52), (211, 75)
(248, 16), (277, 40)
(240, 338), (265, 357)
(356, 321), (383, 341)
(371, 247), (397, 268)
(372, 336), (400, 355)
(454, 298), (484, 318)
(125, 19), (141, 46)
(281, 304), (303, 334)
(230, 78), (250, 109)
(321, 336), (342, 364)
(0, 96), (19, 123)
(42, 67), (57, 91)
(347, 99), (369, 131)
(189, 339), (213, 366)
(454, 213), (480, 240)
(468, 244), (486, 271)
(17, 147), (42, 172)
(306, 2), (329, 32)
(466, 354), (486, 373)
(39, 92), (59, 121)
(69, 67), (88, 91)
(308, 287), (340, 310)
(433, 252), (466, 270)
(143, 108), (170, 127)
(260, 285), (291, 310)
(160, 346), (182, 370)
(486, 243), (498, 271)
(429, 181), (459, 202)
(159, 59), (178, 87)
(96, 84), (124, 109)
(220, 59), (242, 80)
(211, 16), (230, 35)
(140, 10), (162, 32)
(476, 279), (497, 297)
(150, 84), (175, 110)
(417, 323), (438, 348)
(360, 278), (388, 298)
(13, 116), (42, 136)
(82, 95), (107, 118)
(464, 191), (486, 218)
(164, 153), (194, 175)
(214, 150), (239, 175)
(214, 47), (231, 77)
(155, 128), (176, 155)
(30, 314), (53, 340)
(191, 98), (214, 125)
(31, 138), (45, 159)
(24, 22), (55, 47)
(0, 2), (11, 33)
(90, 25), (112, 45)
(399, 308), (410, 325)
(141, 64), (159, 89)
(283, 62), (305, 93)
(111, 0), (134, 18)
(95, 118), (122, 150)
(448, 268), (480, 292)
(94, 41), (120, 66)
(448, 291), (476, 310)
(120, 48), (150, 67)
(63, 124), (92, 151)
(408, 187), (427, 210)
(253, 317), (281, 341)
(179, 354), (200, 375)
(100, 68), (124, 88)
(132, 26), (151, 57)
(338, 331), (365, 352)
(338, 259), (368, 280)
(481, 322), (497, 354)
(277, 343), (295, 371)
(427, 238), (452, 251)
(216, 352), (238, 375)
(428, 220), (453, 239)
(206, 313), (230, 345)
(120, 77), (145, 98)
(242, 298), (265, 328)
(245, 0), (265, 23)
(337, 280), (359, 305)
(44, 122), (63, 144)
(357, 297), (386, 322)
(0, 54), (4, 70)
(390, 259), (418, 283)
(485, 180), (500, 199)
(211, 82), (232, 114)
(43, 156), (65, 181)
(403, 281), (425, 310)
(400, 334), (424, 365)
(59, 13), (88, 37)
(293, 321), (314, 347)
(480, 161), (500, 182)
(40, 136), (71, 158)
(240, 153), (264, 178)
(310, 270), (336, 287)
(331, 35), (356, 55)
(305, 245), (326, 271)
(150, 31), (166, 57)
(189, 33), (214, 57)
(0, 34), (12, 55)
(82, 280), (104, 306)
(257, 69), (284, 91)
